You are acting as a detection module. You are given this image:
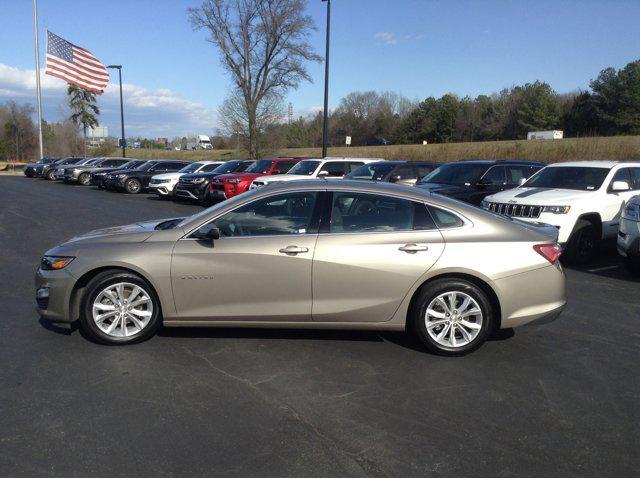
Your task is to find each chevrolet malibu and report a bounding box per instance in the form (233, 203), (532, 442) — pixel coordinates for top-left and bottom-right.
(36, 181), (565, 355)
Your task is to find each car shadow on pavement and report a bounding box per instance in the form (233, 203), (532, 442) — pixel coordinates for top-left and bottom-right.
(38, 317), (78, 336)
(562, 239), (640, 283)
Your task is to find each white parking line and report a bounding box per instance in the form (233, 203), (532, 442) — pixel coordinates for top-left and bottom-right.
(587, 265), (619, 273)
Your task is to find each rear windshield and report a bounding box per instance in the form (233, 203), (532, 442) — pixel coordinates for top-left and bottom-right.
(523, 167), (610, 191)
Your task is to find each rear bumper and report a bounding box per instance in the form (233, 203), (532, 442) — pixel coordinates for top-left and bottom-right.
(494, 263), (566, 328)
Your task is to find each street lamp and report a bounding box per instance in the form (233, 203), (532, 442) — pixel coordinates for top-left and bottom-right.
(107, 65), (126, 157)
(321, 0), (331, 158)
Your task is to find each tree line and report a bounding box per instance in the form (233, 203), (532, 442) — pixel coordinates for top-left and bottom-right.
(263, 59), (640, 149)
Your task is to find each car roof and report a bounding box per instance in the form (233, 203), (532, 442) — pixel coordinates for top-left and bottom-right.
(452, 159), (545, 166)
(546, 160), (640, 168)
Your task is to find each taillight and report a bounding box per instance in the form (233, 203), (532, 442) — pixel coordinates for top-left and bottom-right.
(533, 243), (561, 264)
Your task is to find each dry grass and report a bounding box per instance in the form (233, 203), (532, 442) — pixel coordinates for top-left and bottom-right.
(108, 136), (640, 164)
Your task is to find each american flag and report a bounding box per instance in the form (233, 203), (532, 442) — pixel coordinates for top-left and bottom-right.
(44, 31), (109, 93)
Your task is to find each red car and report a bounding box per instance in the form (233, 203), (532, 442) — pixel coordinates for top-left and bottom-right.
(208, 157), (307, 201)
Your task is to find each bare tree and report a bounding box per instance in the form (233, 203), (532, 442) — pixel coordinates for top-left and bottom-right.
(189, 0), (321, 158)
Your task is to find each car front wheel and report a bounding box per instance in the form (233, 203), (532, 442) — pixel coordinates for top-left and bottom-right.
(563, 219), (599, 265)
(46, 170), (56, 180)
(78, 172), (91, 186)
(79, 270), (161, 345)
(409, 279), (494, 356)
(125, 178), (142, 194)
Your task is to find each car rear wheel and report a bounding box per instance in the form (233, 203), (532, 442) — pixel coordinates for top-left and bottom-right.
(409, 279), (494, 356)
(564, 220), (599, 265)
(78, 172), (91, 186)
(125, 178), (142, 194)
(79, 271), (161, 345)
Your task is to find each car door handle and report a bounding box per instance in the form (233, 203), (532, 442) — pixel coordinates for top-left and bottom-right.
(279, 245), (309, 255)
(399, 243), (429, 253)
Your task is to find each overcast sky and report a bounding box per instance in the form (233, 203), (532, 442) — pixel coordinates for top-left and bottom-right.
(1, 0), (639, 138)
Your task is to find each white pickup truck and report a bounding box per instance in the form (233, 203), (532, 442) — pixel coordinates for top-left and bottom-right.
(482, 161), (640, 264)
(249, 157), (383, 189)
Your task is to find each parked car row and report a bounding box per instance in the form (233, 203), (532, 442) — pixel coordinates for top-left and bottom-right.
(23, 156), (640, 267)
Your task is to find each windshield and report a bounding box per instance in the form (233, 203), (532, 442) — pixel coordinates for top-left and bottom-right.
(179, 162), (205, 173)
(346, 162), (398, 180)
(419, 163), (489, 186)
(286, 160), (321, 176)
(245, 159), (274, 174)
(523, 166), (610, 191)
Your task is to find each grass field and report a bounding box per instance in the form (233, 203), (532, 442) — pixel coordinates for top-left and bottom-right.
(108, 136), (640, 163)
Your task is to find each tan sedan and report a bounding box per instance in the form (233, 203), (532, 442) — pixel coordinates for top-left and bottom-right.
(36, 180), (565, 355)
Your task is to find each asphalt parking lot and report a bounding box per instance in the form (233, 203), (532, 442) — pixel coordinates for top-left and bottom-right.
(0, 176), (638, 477)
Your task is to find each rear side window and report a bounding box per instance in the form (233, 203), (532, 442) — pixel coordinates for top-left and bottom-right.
(428, 206), (464, 228)
(347, 162), (364, 172)
(273, 161), (298, 173)
(330, 192), (434, 233)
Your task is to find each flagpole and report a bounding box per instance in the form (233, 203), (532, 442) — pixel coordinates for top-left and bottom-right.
(33, 0), (44, 159)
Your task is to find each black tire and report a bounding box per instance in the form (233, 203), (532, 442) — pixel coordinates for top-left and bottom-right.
(125, 178), (142, 194)
(46, 170), (56, 180)
(78, 172), (91, 186)
(25, 170), (34, 178)
(409, 279), (494, 356)
(79, 270), (161, 345)
(563, 219), (600, 265)
(625, 257), (640, 274)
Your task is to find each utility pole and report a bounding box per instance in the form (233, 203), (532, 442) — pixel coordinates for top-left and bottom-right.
(321, 0), (331, 158)
(33, 0), (44, 159)
(107, 65), (126, 157)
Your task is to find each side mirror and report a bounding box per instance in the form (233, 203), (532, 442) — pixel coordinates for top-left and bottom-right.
(317, 170), (329, 178)
(611, 180), (630, 192)
(193, 225), (220, 242)
(389, 174), (402, 183)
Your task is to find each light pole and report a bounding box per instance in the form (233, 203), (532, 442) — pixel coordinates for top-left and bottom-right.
(321, 0), (331, 158)
(107, 65), (126, 157)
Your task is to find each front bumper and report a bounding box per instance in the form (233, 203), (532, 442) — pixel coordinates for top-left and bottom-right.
(149, 182), (175, 196)
(175, 182), (208, 201)
(617, 219), (640, 259)
(35, 268), (76, 323)
(63, 173), (79, 182)
(104, 177), (125, 190)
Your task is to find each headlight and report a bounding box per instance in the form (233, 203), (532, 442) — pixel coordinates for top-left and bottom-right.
(542, 206), (571, 214)
(624, 202), (640, 221)
(193, 177), (205, 184)
(41, 256), (75, 270)
(117, 174), (127, 178)
(227, 178), (242, 184)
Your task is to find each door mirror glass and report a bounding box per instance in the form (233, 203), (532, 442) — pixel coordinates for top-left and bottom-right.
(317, 170), (329, 178)
(191, 224), (220, 241)
(389, 174), (402, 183)
(611, 180), (630, 192)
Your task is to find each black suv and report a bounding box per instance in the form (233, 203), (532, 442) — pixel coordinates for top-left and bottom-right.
(174, 160), (254, 204)
(91, 159), (146, 188)
(416, 160), (545, 206)
(104, 160), (189, 194)
(345, 160), (437, 185)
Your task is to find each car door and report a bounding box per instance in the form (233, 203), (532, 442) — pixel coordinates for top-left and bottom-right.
(601, 168), (639, 238)
(171, 191), (320, 322)
(312, 191), (445, 323)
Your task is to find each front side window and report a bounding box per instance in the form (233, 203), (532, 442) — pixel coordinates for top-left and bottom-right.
(180, 163), (204, 173)
(630, 168), (640, 190)
(610, 168), (633, 191)
(330, 192), (432, 233)
(245, 160), (274, 174)
(419, 163), (489, 186)
(506, 165), (539, 185)
(272, 161), (298, 174)
(345, 162), (399, 180)
(211, 192), (318, 237)
(523, 166), (610, 191)
(200, 163), (221, 172)
(392, 165), (417, 179)
(480, 166), (506, 185)
(320, 162), (347, 177)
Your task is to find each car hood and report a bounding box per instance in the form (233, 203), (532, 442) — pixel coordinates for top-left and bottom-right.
(215, 172), (263, 182)
(485, 187), (596, 204)
(416, 182), (470, 197)
(152, 172), (183, 180)
(61, 217), (185, 246)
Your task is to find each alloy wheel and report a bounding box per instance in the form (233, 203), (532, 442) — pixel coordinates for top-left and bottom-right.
(92, 282), (153, 338)
(425, 291), (483, 348)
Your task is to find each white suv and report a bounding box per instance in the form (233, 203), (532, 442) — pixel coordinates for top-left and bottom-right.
(249, 157), (383, 189)
(482, 161), (640, 263)
(148, 161), (223, 197)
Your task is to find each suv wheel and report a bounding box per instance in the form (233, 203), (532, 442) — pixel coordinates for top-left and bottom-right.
(125, 178), (142, 194)
(78, 172), (91, 186)
(409, 279), (494, 356)
(46, 170), (56, 180)
(79, 270), (161, 345)
(564, 219), (599, 265)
